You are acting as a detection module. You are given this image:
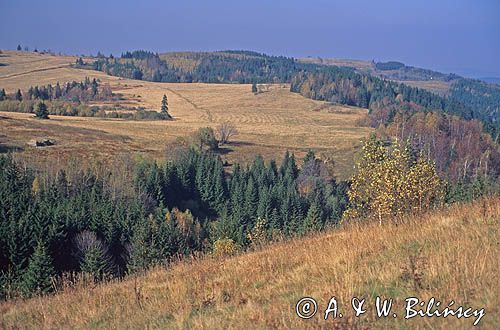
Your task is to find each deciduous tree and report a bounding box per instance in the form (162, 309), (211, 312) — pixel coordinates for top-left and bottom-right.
(216, 121), (238, 145)
(344, 135), (442, 224)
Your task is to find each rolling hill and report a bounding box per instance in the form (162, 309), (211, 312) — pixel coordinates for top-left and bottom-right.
(0, 51), (370, 178)
(72, 50), (500, 137)
(1, 197), (498, 329)
(0, 49), (499, 330)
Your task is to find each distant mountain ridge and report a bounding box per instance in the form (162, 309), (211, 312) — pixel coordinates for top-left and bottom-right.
(479, 77), (500, 85)
(300, 57), (460, 84)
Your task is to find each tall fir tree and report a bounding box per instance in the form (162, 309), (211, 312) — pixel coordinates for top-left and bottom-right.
(35, 101), (49, 119)
(79, 239), (113, 281)
(160, 94), (171, 119)
(22, 241), (55, 296)
(15, 89), (22, 101)
(303, 202), (323, 233)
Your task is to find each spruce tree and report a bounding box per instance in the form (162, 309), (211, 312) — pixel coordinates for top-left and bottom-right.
(0, 88), (6, 101)
(304, 150), (316, 163)
(303, 202), (323, 233)
(35, 101), (49, 119)
(15, 89), (22, 101)
(127, 222), (151, 273)
(54, 83), (62, 99)
(244, 177), (258, 222)
(22, 241), (55, 296)
(76, 232), (113, 282)
(80, 244), (112, 281)
(160, 94), (171, 119)
(91, 78), (98, 96)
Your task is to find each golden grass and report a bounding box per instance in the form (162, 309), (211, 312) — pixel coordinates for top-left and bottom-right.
(1, 197), (498, 329)
(0, 51), (371, 177)
(299, 57), (375, 71)
(401, 80), (451, 96)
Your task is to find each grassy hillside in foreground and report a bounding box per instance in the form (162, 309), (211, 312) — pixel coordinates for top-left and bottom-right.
(1, 197), (498, 329)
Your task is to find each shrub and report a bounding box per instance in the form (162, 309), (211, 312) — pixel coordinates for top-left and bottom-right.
(213, 238), (238, 257)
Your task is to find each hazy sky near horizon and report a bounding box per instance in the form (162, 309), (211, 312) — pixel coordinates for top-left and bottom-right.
(1, 0), (499, 77)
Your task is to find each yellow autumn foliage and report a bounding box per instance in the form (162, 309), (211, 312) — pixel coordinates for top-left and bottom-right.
(213, 238), (239, 257)
(344, 135), (443, 224)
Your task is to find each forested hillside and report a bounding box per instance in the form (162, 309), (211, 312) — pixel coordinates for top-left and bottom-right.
(80, 50), (499, 141)
(291, 68), (500, 182)
(2, 135), (494, 298)
(449, 78), (500, 132)
(0, 148), (350, 298)
(3, 196), (498, 329)
(79, 50), (312, 84)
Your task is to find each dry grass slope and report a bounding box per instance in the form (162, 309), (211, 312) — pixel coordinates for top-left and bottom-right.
(1, 197), (498, 329)
(0, 51), (371, 177)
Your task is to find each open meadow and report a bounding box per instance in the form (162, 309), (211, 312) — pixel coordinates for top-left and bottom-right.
(0, 51), (371, 178)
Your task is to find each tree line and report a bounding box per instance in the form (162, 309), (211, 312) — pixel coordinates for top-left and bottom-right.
(449, 78), (500, 137)
(0, 79), (171, 120)
(2, 78), (113, 103)
(81, 51), (315, 84)
(290, 67), (500, 184)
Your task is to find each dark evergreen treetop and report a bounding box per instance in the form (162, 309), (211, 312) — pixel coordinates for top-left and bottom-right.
(160, 94), (171, 119)
(35, 101), (49, 119)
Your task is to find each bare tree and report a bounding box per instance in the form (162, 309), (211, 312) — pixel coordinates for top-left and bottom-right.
(74, 231), (115, 279)
(216, 121), (238, 145)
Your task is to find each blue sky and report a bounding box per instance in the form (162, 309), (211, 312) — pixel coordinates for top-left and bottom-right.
(1, 0), (499, 77)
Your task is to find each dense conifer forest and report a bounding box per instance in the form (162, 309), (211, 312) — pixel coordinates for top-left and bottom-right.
(0, 148), (350, 298)
(78, 51), (314, 84)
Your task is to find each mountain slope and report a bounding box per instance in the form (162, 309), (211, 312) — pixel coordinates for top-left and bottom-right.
(79, 50), (499, 138)
(1, 197), (498, 329)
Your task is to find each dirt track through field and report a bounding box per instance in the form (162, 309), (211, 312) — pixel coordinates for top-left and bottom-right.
(165, 87), (213, 122)
(0, 51), (373, 178)
(0, 64), (71, 79)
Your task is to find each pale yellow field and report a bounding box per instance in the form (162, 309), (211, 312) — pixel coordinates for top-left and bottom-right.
(1, 197), (498, 329)
(0, 51), (371, 177)
(299, 57), (375, 71)
(402, 80), (451, 96)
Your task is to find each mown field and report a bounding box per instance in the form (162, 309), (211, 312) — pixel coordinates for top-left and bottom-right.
(1, 197), (498, 329)
(0, 51), (371, 178)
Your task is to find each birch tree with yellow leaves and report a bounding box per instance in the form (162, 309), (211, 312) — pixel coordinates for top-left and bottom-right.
(344, 135), (443, 224)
